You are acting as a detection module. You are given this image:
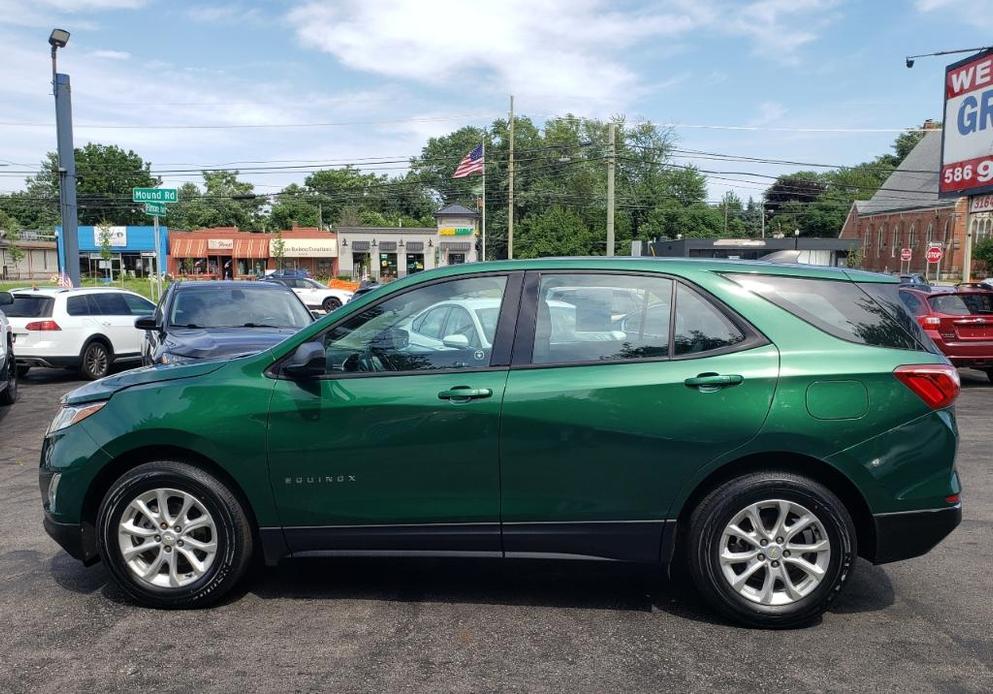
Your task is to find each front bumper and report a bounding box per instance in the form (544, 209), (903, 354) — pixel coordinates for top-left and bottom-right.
(42, 513), (99, 565)
(869, 504), (962, 564)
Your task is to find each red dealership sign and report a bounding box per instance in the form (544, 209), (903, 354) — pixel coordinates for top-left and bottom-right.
(941, 49), (993, 197)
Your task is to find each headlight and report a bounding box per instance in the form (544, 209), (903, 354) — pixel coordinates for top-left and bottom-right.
(160, 352), (196, 365)
(47, 472), (61, 511)
(47, 401), (106, 435)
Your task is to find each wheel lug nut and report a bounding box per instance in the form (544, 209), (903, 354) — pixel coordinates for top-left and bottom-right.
(758, 554), (766, 561)
(154, 535), (161, 542)
(177, 540), (184, 547)
(174, 526), (182, 532)
(160, 522), (167, 529)
(760, 539), (768, 546)
(164, 546), (172, 553)
(776, 537), (784, 543)
(783, 550), (791, 557)
(771, 560), (780, 567)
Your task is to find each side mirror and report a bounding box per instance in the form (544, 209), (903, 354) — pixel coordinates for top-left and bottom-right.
(441, 334), (470, 349)
(134, 316), (158, 331)
(0, 291), (12, 306)
(283, 340), (325, 378)
(310, 310), (322, 321)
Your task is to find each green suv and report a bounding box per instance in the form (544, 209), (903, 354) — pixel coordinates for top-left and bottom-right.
(40, 258), (962, 627)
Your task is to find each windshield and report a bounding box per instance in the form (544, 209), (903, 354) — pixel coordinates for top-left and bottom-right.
(929, 293), (993, 316)
(301, 278), (324, 289)
(169, 286), (312, 329)
(6, 294), (54, 318)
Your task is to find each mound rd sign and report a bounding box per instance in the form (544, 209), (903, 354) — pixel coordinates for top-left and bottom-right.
(132, 188), (178, 203)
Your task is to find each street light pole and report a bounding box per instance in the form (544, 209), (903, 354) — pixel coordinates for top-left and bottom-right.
(606, 122), (615, 256)
(50, 29), (80, 288)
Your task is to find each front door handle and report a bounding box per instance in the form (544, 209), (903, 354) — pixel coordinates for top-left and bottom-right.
(438, 386), (493, 401)
(684, 373), (744, 389)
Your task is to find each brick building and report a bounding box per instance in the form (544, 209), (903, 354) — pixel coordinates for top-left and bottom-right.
(167, 226), (338, 279)
(839, 128), (968, 280)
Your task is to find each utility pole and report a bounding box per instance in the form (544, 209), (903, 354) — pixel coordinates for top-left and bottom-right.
(962, 214), (973, 283)
(507, 95), (515, 260)
(723, 198), (729, 236)
(760, 201), (765, 239)
(50, 30), (80, 288)
(606, 122), (616, 256)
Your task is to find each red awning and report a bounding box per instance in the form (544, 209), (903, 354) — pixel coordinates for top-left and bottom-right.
(171, 238), (207, 257)
(234, 237), (268, 258)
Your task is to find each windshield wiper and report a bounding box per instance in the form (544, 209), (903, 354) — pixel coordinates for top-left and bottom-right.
(239, 322), (282, 328)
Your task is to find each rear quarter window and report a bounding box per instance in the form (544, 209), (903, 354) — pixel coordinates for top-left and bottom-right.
(725, 274), (929, 352)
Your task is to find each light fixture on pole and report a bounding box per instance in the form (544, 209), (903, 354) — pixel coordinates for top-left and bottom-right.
(50, 27), (81, 288)
(905, 46), (990, 69)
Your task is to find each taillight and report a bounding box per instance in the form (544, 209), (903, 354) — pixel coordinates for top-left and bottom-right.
(894, 364), (960, 409)
(25, 320), (61, 331)
(918, 315), (941, 327)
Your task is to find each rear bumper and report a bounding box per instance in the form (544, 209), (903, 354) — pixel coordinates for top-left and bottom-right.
(18, 355), (80, 369)
(868, 504), (962, 564)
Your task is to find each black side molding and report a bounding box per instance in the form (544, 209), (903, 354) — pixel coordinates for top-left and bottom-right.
(869, 505), (961, 564)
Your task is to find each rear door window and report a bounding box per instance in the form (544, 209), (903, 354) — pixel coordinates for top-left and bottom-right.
(6, 295), (54, 318)
(91, 292), (131, 316)
(66, 295), (93, 316)
(726, 274), (926, 351)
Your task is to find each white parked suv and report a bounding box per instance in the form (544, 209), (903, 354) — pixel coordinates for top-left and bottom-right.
(6, 287), (155, 380)
(0, 291), (17, 404)
(261, 276), (352, 312)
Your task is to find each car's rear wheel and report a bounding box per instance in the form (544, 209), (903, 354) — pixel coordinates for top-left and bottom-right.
(322, 296), (342, 312)
(80, 341), (111, 380)
(96, 461), (254, 609)
(686, 470), (856, 628)
(984, 368), (993, 383)
(16, 364), (30, 378)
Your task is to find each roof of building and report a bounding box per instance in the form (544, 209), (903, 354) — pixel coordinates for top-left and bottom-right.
(336, 226), (436, 234)
(435, 204), (479, 217)
(856, 130), (956, 216)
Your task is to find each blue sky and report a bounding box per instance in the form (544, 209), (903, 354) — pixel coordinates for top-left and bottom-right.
(1, 0), (991, 203)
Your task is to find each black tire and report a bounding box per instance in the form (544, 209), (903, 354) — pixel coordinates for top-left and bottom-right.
(16, 364), (30, 378)
(686, 470), (856, 628)
(0, 346), (16, 405)
(80, 340), (111, 380)
(96, 461), (254, 609)
(985, 368), (993, 384)
(322, 296), (342, 312)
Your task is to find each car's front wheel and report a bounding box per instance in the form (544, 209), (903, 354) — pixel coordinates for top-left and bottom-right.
(96, 461), (254, 609)
(686, 470), (856, 628)
(322, 296), (342, 312)
(0, 344), (16, 405)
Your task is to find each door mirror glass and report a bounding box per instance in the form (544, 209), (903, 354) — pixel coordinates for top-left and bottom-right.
(134, 316), (158, 331)
(284, 341), (326, 378)
(442, 334), (470, 349)
(0, 291), (12, 306)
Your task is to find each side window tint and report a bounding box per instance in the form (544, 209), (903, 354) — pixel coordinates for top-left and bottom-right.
(322, 276), (508, 374)
(532, 273), (673, 364)
(93, 292), (131, 316)
(899, 291), (926, 316)
(445, 307), (481, 348)
(411, 306), (450, 340)
(66, 296), (91, 316)
(674, 283), (746, 356)
(123, 294), (155, 316)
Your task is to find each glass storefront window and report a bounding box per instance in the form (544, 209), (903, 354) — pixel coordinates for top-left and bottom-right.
(353, 252), (371, 279)
(380, 252), (398, 280)
(405, 253), (424, 274)
(448, 253), (466, 265)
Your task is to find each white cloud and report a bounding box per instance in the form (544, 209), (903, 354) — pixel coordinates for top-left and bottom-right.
(90, 48), (129, 59)
(185, 4), (264, 24)
(286, 0), (838, 114)
(0, 0), (146, 28)
(915, 0), (993, 29)
(748, 101), (787, 126)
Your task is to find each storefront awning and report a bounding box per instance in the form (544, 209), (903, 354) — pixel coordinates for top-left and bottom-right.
(171, 238), (207, 257)
(234, 237), (269, 258)
(441, 242), (471, 251)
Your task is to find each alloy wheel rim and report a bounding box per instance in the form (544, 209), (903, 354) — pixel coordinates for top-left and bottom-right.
(117, 487), (218, 589)
(718, 499), (831, 606)
(87, 346), (108, 376)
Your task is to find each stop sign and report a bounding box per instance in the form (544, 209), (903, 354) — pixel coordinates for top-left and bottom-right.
(926, 246), (943, 264)
(900, 248), (912, 262)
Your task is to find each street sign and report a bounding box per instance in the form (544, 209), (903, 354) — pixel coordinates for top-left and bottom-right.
(143, 202), (167, 216)
(900, 248), (912, 262)
(132, 187), (178, 203)
(926, 246), (944, 264)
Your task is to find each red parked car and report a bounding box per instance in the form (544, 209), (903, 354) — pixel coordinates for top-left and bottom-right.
(899, 287), (993, 380)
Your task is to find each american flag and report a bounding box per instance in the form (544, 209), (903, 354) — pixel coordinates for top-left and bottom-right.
(56, 272), (73, 289)
(453, 144), (484, 178)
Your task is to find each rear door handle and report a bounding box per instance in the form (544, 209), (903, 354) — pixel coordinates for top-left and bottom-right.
(438, 386), (493, 401)
(684, 373), (744, 388)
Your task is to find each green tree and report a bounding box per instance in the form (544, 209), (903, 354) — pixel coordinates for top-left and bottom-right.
(272, 229), (285, 269)
(270, 184), (320, 229)
(169, 171), (264, 230)
(97, 222), (113, 279)
(973, 238), (993, 273)
(0, 210), (25, 268)
(515, 206), (600, 258)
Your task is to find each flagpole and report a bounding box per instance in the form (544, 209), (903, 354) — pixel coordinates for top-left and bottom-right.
(481, 141), (486, 262)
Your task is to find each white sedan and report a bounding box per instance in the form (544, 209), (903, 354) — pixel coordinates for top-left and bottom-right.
(262, 277), (352, 312)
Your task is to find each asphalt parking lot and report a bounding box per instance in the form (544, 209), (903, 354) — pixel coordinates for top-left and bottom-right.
(1, 369), (991, 693)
